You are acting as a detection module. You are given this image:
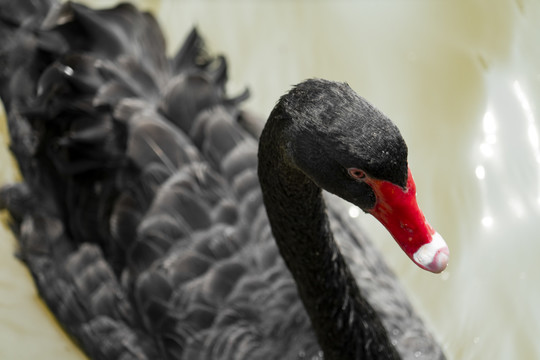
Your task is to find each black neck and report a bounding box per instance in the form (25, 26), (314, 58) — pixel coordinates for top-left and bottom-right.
(258, 109), (400, 360)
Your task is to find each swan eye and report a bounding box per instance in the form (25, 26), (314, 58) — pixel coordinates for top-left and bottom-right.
(348, 168), (366, 181)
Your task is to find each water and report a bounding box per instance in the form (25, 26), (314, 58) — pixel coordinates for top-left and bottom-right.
(1, 1), (539, 359)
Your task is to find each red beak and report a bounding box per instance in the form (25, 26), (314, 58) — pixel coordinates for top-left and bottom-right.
(366, 168), (449, 273)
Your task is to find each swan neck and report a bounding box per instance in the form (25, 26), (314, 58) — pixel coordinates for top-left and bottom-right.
(258, 108), (399, 359)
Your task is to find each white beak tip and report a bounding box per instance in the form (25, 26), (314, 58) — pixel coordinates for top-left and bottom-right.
(413, 232), (449, 273)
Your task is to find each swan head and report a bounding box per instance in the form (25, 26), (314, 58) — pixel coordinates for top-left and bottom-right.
(277, 78), (449, 273)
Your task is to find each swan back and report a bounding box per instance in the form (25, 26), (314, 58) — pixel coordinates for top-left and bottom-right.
(0, 1), (445, 359)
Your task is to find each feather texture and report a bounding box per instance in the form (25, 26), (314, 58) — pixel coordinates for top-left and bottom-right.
(0, 1), (445, 359)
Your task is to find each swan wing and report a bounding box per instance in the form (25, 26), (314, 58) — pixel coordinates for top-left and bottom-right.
(0, 2), (319, 359)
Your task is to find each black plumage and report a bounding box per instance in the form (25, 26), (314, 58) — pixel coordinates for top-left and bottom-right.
(0, 1), (445, 359)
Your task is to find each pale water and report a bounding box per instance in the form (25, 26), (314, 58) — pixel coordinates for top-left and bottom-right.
(1, 1), (539, 359)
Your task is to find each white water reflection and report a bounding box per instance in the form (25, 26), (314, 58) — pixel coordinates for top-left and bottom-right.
(475, 165), (486, 180)
(459, 40), (540, 357)
(348, 206), (361, 219)
(480, 216), (494, 228)
(513, 81), (540, 157)
(480, 110), (497, 157)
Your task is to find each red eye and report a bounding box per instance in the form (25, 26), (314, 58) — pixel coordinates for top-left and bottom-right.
(348, 168), (366, 180)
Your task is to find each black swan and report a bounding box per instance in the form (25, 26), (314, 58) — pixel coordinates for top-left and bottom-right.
(0, 1), (448, 359)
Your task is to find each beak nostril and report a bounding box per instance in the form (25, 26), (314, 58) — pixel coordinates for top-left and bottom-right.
(399, 222), (414, 234)
(366, 167), (449, 273)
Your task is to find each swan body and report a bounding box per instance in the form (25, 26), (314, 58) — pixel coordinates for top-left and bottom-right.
(0, 1), (447, 359)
